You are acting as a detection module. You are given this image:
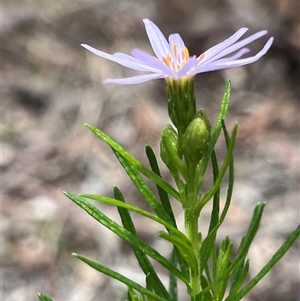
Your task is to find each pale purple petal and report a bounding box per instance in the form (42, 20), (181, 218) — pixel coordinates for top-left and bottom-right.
(82, 19), (274, 85)
(104, 73), (164, 85)
(211, 37), (273, 68)
(168, 33), (186, 62)
(81, 44), (119, 61)
(143, 19), (170, 60)
(114, 52), (165, 73)
(176, 57), (198, 77)
(203, 48), (250, 65)
(200, 28), (249, 64)
(113, 53), (162, 72)
(191, 37), (273, 74)
(131, 48), (175, 76)
(202, 30), (269, 66)
(81, 44), (156, 72)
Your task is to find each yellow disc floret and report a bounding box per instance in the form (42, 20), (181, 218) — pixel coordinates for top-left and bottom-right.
(163, 43), (190, 71)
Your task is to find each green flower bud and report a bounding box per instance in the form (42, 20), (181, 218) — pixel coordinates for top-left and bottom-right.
(195, 108), (211, 134)
(160, 125), (188, 177)
(167, 77), (196, 136)
(182, 112), (211, 164)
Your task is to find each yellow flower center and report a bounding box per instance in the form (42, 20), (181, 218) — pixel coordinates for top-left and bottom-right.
(162, 44), (206, 72)
(162, 44), (190, 71)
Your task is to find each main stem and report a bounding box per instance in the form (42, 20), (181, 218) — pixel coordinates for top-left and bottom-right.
(166, 77), (202, 298)
(185, 165), (201, 300)
(185, 207), (201, 299)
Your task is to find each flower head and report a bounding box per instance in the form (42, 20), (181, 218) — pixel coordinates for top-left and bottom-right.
(81, 19), (273, 85)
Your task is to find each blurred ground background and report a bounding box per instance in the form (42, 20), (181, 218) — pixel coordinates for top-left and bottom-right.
(2, 0), (300, 300)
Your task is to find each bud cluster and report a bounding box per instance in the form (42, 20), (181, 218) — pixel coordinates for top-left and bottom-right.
(161, 79), (211, 178)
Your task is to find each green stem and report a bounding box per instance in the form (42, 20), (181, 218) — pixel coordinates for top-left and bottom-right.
(184, 166), (201, 300)
(185, 207), (201, 300)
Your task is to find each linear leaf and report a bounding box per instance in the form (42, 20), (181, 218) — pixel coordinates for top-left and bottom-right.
(201, 203), (265, 295)
(127, 288), (143, 301)
(83, 190), (190, 280)
(145, 145), (176, 225)
(199, 276), (214, 301)
(225, 224), (300, 301)
(204, 150), (220, 275)
(80, 194), (189, 246)
(145, 145), (189, 280)
(114, 187), (171, 301)
(65, 192), (190, 288)
(234, 203), (265, 262)
(218, 120), (235, 225)
(37, 293), (54, 301)
(85, 124), (180, 201)
(113, 151), (175, 227)
(195, 80), (231, 190)
(158, 232), (197, 276)
(169, 249), (178, 301)
(229, 259), (250, 295)
(201, 121), (235, 273)
(214, 239), (234, 300)
(196, 123), (238, 215)
(73, 253), (167, 301)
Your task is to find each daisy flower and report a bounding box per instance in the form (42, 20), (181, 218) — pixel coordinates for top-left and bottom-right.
(81, 19), (273, 85)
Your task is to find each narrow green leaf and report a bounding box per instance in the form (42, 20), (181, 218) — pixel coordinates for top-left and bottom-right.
(196, 123), (238, 215)
(229, 259), (250, 295)
(214, 239), (233, 300)
(127, 288), (142, 301)
(204, 150), (220, 274)
(73, 253), (167, 301)
(210, 150), (220, 229)
(81, 194), (189, 245)
(65, 192), (190, 288)
(113, 151), (176, 228)
(158, 232), (197, 276)
(207, 203), (265, 296)
(201, 203), (265, 295)
(218, 120), (235, 225)
(85, 123), (180, 201)
(145, 146), (190, 279)
(195, 80), (231, 190)
(127, 289), (133, 301)
(226, 224), (300, 301)
(145, 273), (155, 301)
(145, 145), (176, 225)
(84, 191), (190, 279)
(215, 238), (233, 276)
(234, 203), (265, 261)
(201, 121), (235, 273)
(199, 276), (214, 301)
(114, 187), (171, 301)
(203, 263), (213, 290)
(169, 249), (178, 301)
(37, 293), (54, 301)
(83, 191), (190, 280)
